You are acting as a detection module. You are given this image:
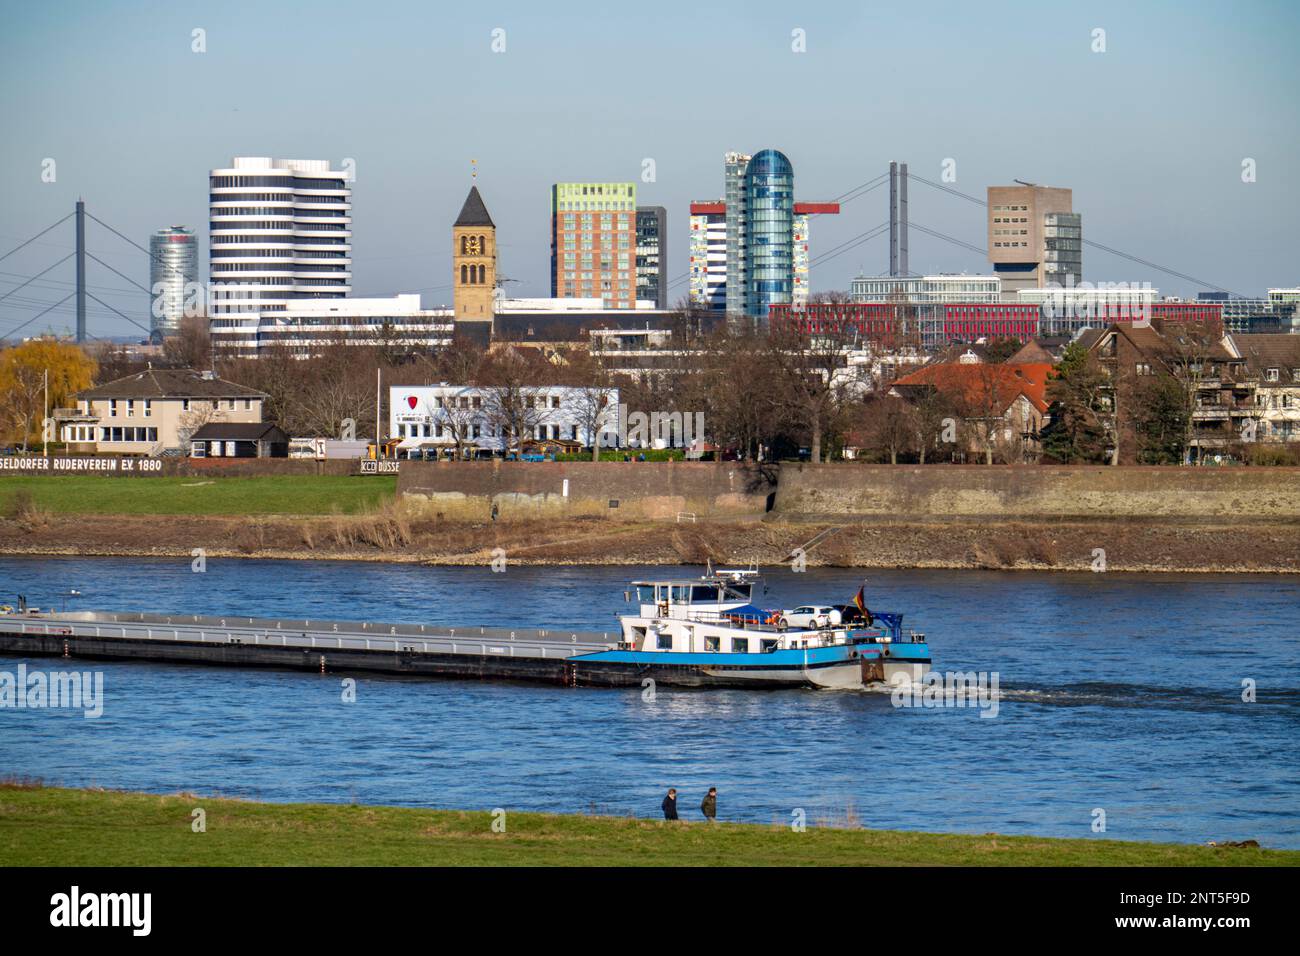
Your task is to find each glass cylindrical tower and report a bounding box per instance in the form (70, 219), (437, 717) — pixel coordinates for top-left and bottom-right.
(742, 149), (794, 323)
(149, 226), (198, 341)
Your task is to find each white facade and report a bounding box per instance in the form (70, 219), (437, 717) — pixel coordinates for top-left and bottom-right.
(851, 274), (1002, 304)
(688, 206), (727, 313)
(494, 295), (608, 312)
(208, 157), (352, 353)
(238, 294), (453, 353)
(390, 384), (620, 456)
(792, 213), (811, 308)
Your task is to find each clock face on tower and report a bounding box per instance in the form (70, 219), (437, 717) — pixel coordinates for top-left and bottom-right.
(465, 236), (481, 255)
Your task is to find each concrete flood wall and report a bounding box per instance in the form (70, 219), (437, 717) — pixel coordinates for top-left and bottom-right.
(397, 461), (778, 520)
(773, 464), (1300, 521)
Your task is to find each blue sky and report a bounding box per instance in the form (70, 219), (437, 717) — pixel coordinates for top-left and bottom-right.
(2, 0), (1297, 338)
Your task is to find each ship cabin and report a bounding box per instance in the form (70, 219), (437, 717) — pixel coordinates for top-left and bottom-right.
(627, 570), (760, 623)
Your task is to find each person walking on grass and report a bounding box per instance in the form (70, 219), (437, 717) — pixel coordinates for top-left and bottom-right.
(701, 787), (717, 822)
(662, 788), (678, 820)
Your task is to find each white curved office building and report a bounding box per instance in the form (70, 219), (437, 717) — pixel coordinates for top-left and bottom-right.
(208, 157), (352, 354)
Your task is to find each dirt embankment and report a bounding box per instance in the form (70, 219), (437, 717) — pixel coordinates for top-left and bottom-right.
(3, 511), (1298, 573)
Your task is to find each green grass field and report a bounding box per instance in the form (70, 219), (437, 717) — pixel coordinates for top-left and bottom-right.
(1, 785), (1293, 867)
(0, 475), (396, 516)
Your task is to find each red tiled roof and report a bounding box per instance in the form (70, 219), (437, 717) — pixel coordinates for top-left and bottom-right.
(891, 361), (1053, 415)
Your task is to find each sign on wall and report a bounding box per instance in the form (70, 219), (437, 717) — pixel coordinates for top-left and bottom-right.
(0, 456), (166, 475)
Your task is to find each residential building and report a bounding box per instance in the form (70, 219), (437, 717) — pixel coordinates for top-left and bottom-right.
(551, 182), (638, 309)
(207, 157), (352, 352)
(688, 202), (727, 313)
(390, 384), (621, 458)
(635, 206), (668, 309)
(987, 183), (1080, 292)
(1078, 322), (1246, 463)
(57, 367), (268, 456)
(1233, 334), (1300, 443)
(889, 357), (1053, 463)
(452, 185), (497, 338)
(148, 226), (198, 342)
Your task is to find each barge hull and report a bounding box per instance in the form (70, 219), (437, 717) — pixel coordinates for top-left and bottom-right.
(0, 633), (857, 689)
(0, 632), (579, 684)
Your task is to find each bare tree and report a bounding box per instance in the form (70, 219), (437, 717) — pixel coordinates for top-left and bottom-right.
(163, 314), (212, 370)
(765, 311), (861, 463)
(860, 394), (916, 464)
(479, 349), (555, 454)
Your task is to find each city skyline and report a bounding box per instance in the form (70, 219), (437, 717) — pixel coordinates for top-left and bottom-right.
(2, 0), (1298, 339)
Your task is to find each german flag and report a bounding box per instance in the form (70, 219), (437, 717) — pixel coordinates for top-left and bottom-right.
(853, 584), (872, 624)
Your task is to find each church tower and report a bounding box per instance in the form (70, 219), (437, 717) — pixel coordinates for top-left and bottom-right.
(452, 186), (496, 337)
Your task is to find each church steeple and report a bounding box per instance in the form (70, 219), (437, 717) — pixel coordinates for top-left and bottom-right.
(452, 185), (496, 328)
(455, 186), (495, 228)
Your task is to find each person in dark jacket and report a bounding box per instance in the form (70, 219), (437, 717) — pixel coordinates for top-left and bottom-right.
(701, 787), (717, 822)
(661, 788), (678, 820)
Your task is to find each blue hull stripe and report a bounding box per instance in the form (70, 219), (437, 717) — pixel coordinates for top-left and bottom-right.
(572, 643), (930, 667)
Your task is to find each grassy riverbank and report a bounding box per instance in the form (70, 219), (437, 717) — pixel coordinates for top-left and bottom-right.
(0, 784), (1293, 866)
(0, 475), (394, 516)
(3, 475), (1300, 572)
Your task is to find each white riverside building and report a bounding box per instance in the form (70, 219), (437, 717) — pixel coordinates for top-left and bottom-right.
(207, 157), (353, 354)
(390, 385), (620, 458)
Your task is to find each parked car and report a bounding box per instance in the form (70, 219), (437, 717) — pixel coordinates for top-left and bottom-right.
(777, 605), (841, 630)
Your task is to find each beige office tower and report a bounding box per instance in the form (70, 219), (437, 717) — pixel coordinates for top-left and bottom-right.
(987, 184), (1081, 293)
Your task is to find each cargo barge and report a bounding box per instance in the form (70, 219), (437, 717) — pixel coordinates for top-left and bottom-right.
(0, 570), (931, 690)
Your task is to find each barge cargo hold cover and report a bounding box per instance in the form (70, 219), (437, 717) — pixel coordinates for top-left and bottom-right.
(0, 609), (621, 686)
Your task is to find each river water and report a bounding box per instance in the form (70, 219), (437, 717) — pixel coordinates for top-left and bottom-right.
(1, 556), (1297, 847)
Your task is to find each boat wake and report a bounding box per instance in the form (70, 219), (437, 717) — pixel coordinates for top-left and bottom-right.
(993, 680), (1299, 713)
